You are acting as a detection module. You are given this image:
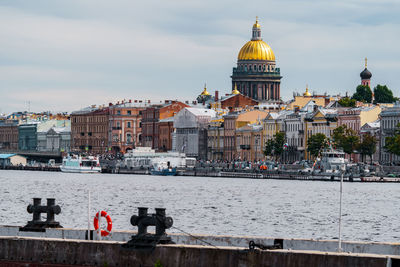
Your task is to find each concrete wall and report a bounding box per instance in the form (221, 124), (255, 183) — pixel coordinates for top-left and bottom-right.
(2, 226), (400, 257)
(0, 236), (396, 267)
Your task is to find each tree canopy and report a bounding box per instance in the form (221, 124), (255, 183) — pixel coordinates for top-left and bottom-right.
(264, 132), (285, 161)
(338, 97), (356, 107)
(374, 84), (396, 103)
(332, 125), (360, 155)
(385, 123), (400, 157)
(307, 133), (328, 157)
(359, 133), (377, 163)
(352, 85), (372, 103)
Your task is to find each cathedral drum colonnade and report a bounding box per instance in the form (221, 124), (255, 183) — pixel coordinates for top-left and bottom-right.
(231, 18), (282, 101)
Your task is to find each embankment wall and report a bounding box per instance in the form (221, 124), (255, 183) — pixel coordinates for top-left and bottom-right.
(0, 236), (397, 267)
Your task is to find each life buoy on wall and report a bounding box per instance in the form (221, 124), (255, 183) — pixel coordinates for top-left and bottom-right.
(93, 210), (112, 236)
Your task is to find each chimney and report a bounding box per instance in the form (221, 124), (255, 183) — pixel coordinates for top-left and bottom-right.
(129, 99), (132, 103)
(148, 100), (151, 104)
(109, 102), (113, 106)
(215, 90), (219, 101)
(294, 106), (300, 113)
(134, 100), (137, 103)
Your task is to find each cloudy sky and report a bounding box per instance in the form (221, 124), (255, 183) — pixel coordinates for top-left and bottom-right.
(0, 0), (399, 114)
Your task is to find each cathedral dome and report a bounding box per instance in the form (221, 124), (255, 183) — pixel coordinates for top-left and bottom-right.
(238, 40), (275, 61)
(237, 18), (275, 61)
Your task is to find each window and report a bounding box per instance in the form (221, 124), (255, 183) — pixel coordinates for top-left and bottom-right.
(127, 122), (131, 128)
(117, 122), (120, 128)
(88, 132), (92, 136)
(127, 110), (131, 115)
(127, 133), (132, 144)
(117, 110), (121, 115)
(80, 132), (84, 136)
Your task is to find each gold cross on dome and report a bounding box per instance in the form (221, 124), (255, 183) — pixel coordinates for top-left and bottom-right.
(365, 57), (368, 68)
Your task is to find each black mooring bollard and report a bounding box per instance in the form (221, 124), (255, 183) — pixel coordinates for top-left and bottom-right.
(20, 197), (62, 232)
(123, 207), (174, 249)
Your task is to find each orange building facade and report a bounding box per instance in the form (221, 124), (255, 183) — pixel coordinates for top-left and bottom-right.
(141, 101), (188, 150)
(108, 101), (148, 154)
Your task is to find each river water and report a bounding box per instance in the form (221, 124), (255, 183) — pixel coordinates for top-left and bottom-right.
(0, 170), (399, 242)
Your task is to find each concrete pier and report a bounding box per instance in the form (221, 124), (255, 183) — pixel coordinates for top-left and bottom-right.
(1, 226), (400, 266)
(0, 236), (398, 267)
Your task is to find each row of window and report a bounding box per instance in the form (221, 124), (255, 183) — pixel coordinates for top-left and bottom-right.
(238, 64), (275, 73)
(113, 110), (138, 116)
(286, 124), (302, 132)
(176, 128), (198, 134)
(72, 116), (108, 123)
(73, 126), (107, 133)
(382, 119), (399, 129)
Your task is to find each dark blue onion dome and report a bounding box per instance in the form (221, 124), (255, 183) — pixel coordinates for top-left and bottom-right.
(360, 68), (372, 79)
(360, 58), (372, 79)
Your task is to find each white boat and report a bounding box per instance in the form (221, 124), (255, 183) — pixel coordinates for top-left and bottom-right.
(60, 155), (101, 173)
(122, 147), (196, 169)
(315, 147), (346, 173)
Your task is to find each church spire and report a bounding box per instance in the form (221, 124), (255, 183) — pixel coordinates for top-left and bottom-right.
(251, 16), (262, 41)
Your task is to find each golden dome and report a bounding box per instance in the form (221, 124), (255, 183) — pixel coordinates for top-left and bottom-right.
(232, 83), (240, 95)
(238, 40), (275, 61)
(201, 84), (210, 96)
(303, 85), (311, 97)
(238, 18), (275, 61)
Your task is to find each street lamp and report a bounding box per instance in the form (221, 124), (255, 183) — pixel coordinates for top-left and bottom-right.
(338, 163), (346, 252)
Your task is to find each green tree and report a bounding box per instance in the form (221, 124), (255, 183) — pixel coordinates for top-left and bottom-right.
(307, 133), (328, 157)
(332, 125), (346, 148)
(359, 133), (377, 163)
(273, 132), (285, 160)
(385, 123), (400, 160)
(352, 85), (372, 103)
(264, 139), (274, 157)
(374, 84), (396, 104)
(332, 125), (360, 158)
(338, 97), (356, 107)
(263, 132), (285, 161)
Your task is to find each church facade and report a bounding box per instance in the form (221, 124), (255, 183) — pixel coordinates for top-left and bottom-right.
(231, 18), (282, 101)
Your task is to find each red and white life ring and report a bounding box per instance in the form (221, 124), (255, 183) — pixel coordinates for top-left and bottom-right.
(93, 210), (112, 237)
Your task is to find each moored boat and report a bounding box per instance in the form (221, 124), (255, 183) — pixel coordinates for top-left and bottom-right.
(150, 161), (177, 176)
(60, 155), (101, 173)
